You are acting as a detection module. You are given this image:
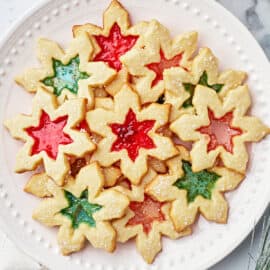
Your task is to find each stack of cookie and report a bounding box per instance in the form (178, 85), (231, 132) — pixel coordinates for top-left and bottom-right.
(4, 0), (269, 264)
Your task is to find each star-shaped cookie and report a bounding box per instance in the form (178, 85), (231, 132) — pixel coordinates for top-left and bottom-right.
(121, 20), (198, 103)
(87, 84), (178, 184)
(170, 85), (269, 173)
(33, 162), (129, 255)
(4, 88), (95, 185)
(147, 146), (244, 231)
(73, 0), (146, 96)
(113, 170), (191, 264)
(16, 33), (116, 107)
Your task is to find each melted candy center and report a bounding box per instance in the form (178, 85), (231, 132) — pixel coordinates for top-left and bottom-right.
(127, 195), (165, 234)
(146, 50), (182, 87)
(109, 109), (156, 162)
(93, 23), (138, 71)
(197, 109), (242, 153)
(26, 111), (73, 159)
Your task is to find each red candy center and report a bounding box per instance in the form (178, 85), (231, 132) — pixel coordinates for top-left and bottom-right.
(77, 119), (90, 134)
(109, 109), (156, 162)
(197, 109), (243, 153)
(93, 23), (138, 71)
(26, 111), (73, 160)
(127, 195), (165, 234)
(146, 50), (183, 87)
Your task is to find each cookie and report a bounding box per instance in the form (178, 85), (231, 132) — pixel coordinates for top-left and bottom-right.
(147, 146), (244, 231)
(114, 168), (157, 202)
(73, 0), (141, 96)
(121, 20), (198, 103)
(4, 87), (95, 185)
(87, 84), (178, 184)
(170, 85), (270, 173)
(113, 174), (191, 264)
(163, 47), (247, 120)
(32, 162), (129, 255)
(15, 33), (116, 107)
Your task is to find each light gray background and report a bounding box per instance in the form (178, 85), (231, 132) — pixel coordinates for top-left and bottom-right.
(0, 0), (269, 269)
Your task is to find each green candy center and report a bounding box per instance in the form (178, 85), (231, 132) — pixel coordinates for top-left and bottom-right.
(60, 189), (102, 229)
(183, 71), (224, 108)
(173, 161), (220, 203)
(42, 56), (90, 96)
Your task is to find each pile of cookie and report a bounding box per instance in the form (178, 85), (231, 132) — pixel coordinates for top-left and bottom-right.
(4, 0), (269, 264)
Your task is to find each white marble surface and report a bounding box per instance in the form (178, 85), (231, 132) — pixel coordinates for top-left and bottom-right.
(0, 0), (269, 269)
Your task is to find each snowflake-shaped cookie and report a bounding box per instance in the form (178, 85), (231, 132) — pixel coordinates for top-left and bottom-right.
(4, 88), (95, 185)
(33, 162), (129, 254)
(87, 84), (178, 184)
(73, 0), (144, 96)
(170, 85), (269, 173)
(113, 174), (191, 264)
(121, 20), (198, 103)
(147, 146), (244, 231)
(163, 47), (247, 120)
(16, 33), (116, 107)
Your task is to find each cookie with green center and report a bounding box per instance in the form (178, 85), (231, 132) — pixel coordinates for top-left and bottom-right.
(4, 88), (96, 186)
(170, 85), (270, 173)
(147, 146), (245, 232)
(42, 56), (90, 96)
(112, 168), (191, 264)
(15, 33), (116, 107)
(163, 47), (247, 121)
(32, 162), (129, 255)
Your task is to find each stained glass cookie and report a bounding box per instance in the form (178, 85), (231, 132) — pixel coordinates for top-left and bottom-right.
(4, 88), (95, 185)
(87, 83), (178, 184)
(170, 85), (269, 173)
(147, 146), (244, 231)
(15, 33), (116, 107)
(121, 20), (198, 104)
(32, 162), (129, 255)
(73, 0), (141, 96)
(113, 169), (191, 264)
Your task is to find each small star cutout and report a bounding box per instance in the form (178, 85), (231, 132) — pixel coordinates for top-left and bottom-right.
(197, 109), (242, 153)
(42, 56), (89, 96)
(109, 109), (156, 161)
(60, 189), (102, 229)
(174, 161), (220, 203)
(127, 194), (165, 234)
(93, 23), (138, 71)
(146, 50), (182, 87)
(26, 110), (73, 160)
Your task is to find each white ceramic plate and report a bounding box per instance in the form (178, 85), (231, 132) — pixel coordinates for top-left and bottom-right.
(0, 0), (269, 269)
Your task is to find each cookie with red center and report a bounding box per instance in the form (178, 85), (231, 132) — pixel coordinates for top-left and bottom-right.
(32, 162), (129, 255)
(147, 146), (244, 232)
(121, 20), (198, 103)
(87, 84), (178, 184)
(163, 47), (247, 121)
(112, 167), (190, 264)
(170, 85), (270, 173)
(73, 0), (148, 96)
(4, 88), (95, 185)
(15, 34), (116, 108)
